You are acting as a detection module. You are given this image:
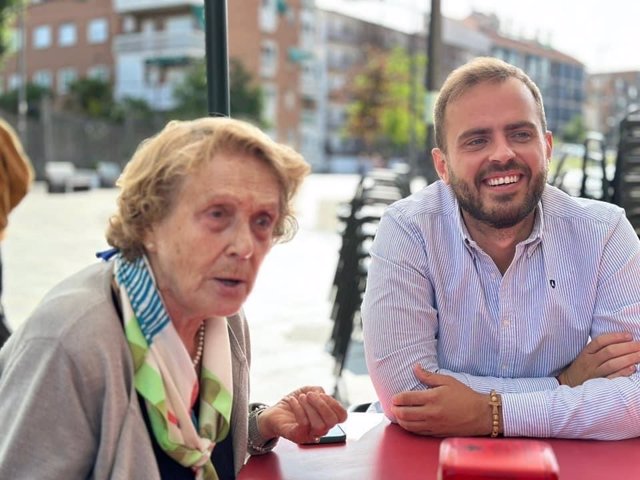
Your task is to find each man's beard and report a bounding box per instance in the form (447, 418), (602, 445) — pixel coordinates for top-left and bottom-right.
(448, 161), (547, 229)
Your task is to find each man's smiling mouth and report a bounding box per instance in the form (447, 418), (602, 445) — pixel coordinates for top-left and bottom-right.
(486, 175), (520, 186)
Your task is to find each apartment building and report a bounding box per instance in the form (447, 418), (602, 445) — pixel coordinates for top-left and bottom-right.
(2, 0), (307, 150)
(112, 0), (205, 110)
(228, 0), (306, 151)
(586, 71), (640, 146)
(312, 1), (491, 172)
(1, 0), (117, 98)
(464, 12), (585, 137)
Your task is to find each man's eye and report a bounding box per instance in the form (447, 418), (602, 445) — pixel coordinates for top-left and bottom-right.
(512, 131), (532, 141)
(466, 138), (487, 147)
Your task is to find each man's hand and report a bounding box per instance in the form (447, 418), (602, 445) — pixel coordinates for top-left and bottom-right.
(390, 365), (492, 437)
(258, 386), (347, 444)
(558, 332), (640, 387)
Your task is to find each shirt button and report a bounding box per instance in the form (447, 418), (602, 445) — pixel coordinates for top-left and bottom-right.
(503, 320), (510, 327)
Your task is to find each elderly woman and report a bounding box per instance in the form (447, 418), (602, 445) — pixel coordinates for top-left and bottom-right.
(0, 117), (347, 479)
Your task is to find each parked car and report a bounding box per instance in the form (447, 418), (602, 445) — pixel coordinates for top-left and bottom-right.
(96, 161), (121, 188)
(44, 161), (99, 193)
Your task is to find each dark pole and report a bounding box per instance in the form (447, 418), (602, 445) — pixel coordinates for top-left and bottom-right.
(17, 3), (28, 145)
(204, 0), (230, 116)
(408, 32), (417, 178)
(423, 0), (442, 183)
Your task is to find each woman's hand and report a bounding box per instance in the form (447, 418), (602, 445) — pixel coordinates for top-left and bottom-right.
(257, 386), (348, 444)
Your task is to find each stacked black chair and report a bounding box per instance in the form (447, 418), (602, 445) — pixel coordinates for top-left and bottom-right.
(579, 132), (611, 202)
(327, 167), (411, 398)
(612, 109), (640, 236)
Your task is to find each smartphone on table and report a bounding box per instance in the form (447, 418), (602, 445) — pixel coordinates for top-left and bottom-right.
(304, 424), (347, 445)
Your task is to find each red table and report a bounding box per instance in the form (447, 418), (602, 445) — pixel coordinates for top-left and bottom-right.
(238, 413), (640, 480)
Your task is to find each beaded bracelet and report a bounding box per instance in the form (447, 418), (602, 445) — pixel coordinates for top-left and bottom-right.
(489, 390), (502, 438)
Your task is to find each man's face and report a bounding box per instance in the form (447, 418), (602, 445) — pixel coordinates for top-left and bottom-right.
(432, 78), (553, 229)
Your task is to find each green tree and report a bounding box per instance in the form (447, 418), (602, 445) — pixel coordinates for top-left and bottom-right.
(345, 47), (426, 158)
(64, 77), (154, 122)
(0, 0), (22, 60)
(65, 77), (114, 118)
(0, 82), (49, 116)
(171, 57), (264, 125)
(560, 114), (587, 144)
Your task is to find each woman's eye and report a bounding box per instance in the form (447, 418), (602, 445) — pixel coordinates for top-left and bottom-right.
(255, 214), (274, 230)
(210, 208), (226, 219)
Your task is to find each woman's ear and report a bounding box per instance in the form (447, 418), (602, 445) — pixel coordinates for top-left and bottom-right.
(432, 148), (449, 183)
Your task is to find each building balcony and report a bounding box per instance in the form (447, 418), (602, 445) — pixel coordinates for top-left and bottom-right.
(114, 0), (202, 13)
(114, 30), (205, 57)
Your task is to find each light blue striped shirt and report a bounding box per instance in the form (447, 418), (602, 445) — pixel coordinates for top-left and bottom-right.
(362, 181), (640, 440)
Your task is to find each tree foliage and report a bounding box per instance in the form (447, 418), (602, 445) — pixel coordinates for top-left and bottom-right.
(62, 77), (156, 122)
(65, 77), (113, 118)
(345, 47), (426, 158)
(171, 57), (264, 125)
(0, 0), (22, 60)
(0, 82), (49, 116)
(560, 114), (587, 144)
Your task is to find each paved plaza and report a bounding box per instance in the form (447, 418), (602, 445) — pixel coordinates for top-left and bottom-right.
(3, 174), (377, 407)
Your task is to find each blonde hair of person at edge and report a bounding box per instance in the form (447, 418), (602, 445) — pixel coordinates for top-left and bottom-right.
(0, 116), (347, 479)
(0, 118), (33, 348)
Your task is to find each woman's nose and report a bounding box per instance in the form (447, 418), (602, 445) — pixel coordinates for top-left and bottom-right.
(227, 222), (254, 260)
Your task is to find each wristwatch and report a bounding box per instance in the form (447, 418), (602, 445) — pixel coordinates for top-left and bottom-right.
(248, 403), (279, 454)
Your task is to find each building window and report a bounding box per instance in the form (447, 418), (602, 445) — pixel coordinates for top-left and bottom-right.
(263, 83), (277, 125)
(260, 0), (278, 32)
(87, 18), (108, 44)
(260, 40), (278, 78)
(166, 15), (192, 34)
(57, 67), (77, 94)
(58, 22), (76, 47)
(122, 16), (135, 33)
(33, 25), (52, 49)
(9, 74), (22, 90)
(33, 70), (53, 89)
(87, 65), (110, 81)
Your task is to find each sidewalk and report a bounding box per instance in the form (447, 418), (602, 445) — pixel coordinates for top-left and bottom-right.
(3, 175), (377, 407)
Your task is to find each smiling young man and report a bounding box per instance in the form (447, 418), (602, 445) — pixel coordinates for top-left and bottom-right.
(362, 57), (640, 440)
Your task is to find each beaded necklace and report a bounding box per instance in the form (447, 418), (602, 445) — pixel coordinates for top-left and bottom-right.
(192, 322), (205, 368)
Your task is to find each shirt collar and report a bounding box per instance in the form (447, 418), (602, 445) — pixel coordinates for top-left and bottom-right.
(454, 198), (545, 256)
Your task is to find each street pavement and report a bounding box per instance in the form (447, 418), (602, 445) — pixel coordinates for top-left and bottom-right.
(3, 174), (377, 407)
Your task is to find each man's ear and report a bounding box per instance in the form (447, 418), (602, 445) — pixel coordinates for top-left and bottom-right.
(544, 130), (554, 167)
(432, 148), (449, 183)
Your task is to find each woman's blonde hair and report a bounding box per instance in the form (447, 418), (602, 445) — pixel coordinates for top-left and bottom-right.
(106, 117), (310, 260)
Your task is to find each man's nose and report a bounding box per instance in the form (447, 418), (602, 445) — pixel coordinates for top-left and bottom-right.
(489, 137), (516, 162)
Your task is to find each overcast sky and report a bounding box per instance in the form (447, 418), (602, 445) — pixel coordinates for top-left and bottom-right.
(393, 0), (640, 73)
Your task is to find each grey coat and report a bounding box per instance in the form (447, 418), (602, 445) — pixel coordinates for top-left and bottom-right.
(0, 261), (254, 479)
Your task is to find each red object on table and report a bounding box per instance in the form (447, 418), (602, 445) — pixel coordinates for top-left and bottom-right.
(238, 413), (640, 480)
(438, 437), (559, 479)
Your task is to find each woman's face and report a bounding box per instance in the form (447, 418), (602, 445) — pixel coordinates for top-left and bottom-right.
(144, 151), (282, 323)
